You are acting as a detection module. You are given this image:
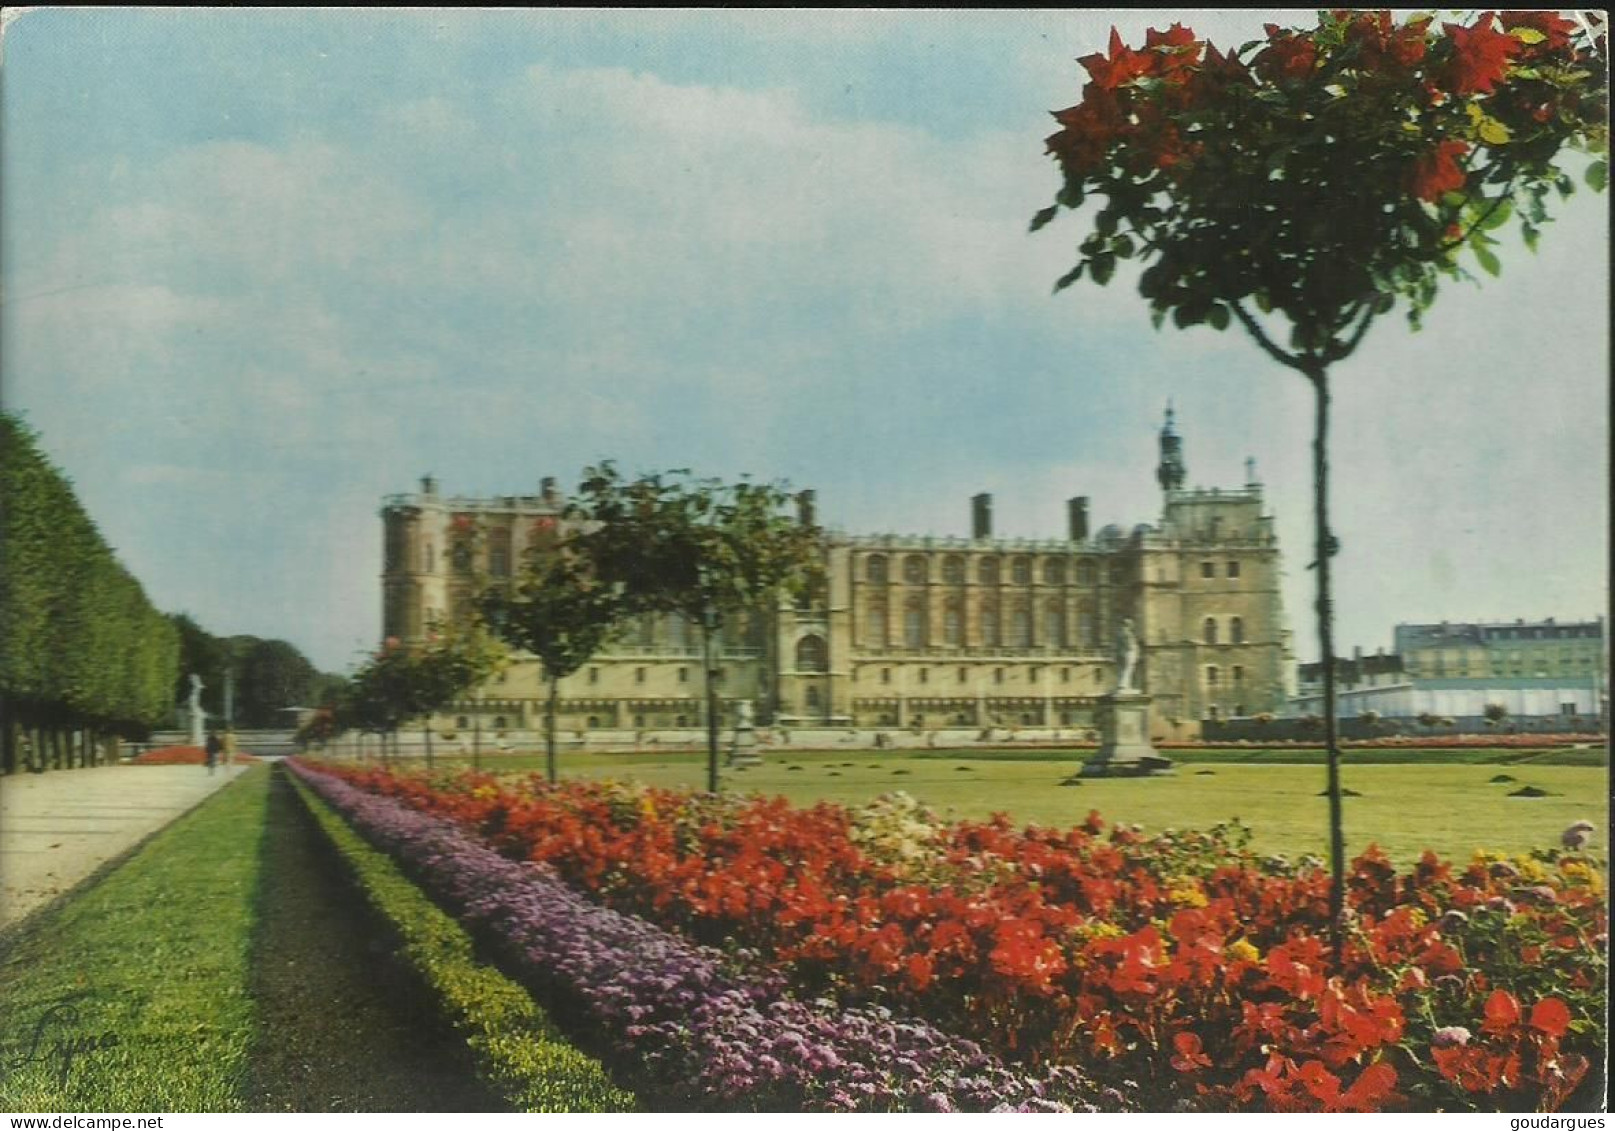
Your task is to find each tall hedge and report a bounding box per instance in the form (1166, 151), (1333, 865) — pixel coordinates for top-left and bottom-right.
(1, 412), (179, 770)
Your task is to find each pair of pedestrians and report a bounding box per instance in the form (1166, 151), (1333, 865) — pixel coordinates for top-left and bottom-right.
(204, 728), (238, 774)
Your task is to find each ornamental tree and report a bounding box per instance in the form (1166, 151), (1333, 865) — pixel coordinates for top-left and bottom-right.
(571, 463), (823, 793)
(477, 538), (627, 783)
(1035, 11), (1607, 961)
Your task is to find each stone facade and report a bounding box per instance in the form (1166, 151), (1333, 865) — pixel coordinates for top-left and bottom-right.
(379, 412), (1292, 741)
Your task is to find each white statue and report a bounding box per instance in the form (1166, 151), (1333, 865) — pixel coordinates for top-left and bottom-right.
(1114, 619), (1140, 693)
(187, 673), (207, 746)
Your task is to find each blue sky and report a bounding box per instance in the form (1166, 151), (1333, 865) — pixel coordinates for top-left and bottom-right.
(3, 9), (1607, 674)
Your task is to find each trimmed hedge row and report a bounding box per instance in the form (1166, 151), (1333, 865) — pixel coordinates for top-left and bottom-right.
(286, 770), (636, 1113)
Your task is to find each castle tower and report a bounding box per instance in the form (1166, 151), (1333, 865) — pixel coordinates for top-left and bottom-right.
(1157, 402), (1186, 493)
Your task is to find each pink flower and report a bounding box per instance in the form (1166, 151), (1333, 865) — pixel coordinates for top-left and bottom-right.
(1432, 1026), (1472, 1048)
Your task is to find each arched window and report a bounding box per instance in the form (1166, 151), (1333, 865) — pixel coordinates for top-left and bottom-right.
(1011, 557), (1032, 585)
(1010, 604), (1031, 648)
(1043, 601), (1066, 649)
(452, 542), (473, 575)
(1078, 604), (1098, 649)
(943, 598), (963, 646)
(865, 600), (888, 646)
(979, 557), (1000, 585)
(795, 634), (828, 672)
(942, 556), (965, 585)
(1204, 617), (1219, 645)
(865, 555), (889, 584)
(1044, 559), (1067, 585)
(1076, 560), (1095, 586)
(1232, 616), (1246, 644)
(903, 555), (927, 584)
(488, 529), (512, 577)
(493, 716), (506, 730)
(1206, 666), (1220, 687)
(980, 599), (999, 646)
(904, 597), (927, 648)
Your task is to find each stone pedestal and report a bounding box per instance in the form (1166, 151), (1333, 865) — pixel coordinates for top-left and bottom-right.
(1082, 691), (1173, 777)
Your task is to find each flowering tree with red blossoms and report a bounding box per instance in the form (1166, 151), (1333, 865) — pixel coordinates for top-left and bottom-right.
(1036, 10), (1607, 963)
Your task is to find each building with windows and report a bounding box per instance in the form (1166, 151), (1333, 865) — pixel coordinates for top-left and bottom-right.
(379, 409), (1292, 741)
(1286, 620), (1608, 729)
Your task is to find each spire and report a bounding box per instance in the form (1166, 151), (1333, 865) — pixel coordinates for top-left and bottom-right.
(1156, 401), (1186, 493)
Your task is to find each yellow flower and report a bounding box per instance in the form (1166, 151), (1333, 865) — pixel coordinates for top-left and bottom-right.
(1227, 938), (1261, 964)
(1167, 882), (1208, 908)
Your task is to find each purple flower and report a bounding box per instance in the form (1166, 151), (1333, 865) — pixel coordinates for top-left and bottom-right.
(1432, 1026), (1472, 1048)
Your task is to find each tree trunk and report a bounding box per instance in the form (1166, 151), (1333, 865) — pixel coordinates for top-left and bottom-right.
(703, 611), (721, 794)
(1309, 363), (1347, 967)
(424, 720), (434, 768)
(546, 675), (560, 785)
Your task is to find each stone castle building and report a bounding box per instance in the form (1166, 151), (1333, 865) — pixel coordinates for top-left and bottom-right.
(380, 409), (1291, 741)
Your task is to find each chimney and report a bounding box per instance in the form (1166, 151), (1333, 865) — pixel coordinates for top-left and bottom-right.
(540, 477), (559, 504)
(1067, 496), (1090, 542)
(420, 474), (438, 496)
(971, 493), (993, 540)
(796, 489), (818, 527)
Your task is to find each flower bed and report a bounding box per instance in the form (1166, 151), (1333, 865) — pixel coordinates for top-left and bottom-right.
(129, 745), (261, 765)
(287, 760), (1117, 1113)
(300, 760), (1607, 1112)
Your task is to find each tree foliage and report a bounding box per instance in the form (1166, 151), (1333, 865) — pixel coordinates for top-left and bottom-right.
(1038, 11), (1607, 360)
(1, 412), (179, 763)
(477, 539), (627, 782)
(569, 462), (823, 791)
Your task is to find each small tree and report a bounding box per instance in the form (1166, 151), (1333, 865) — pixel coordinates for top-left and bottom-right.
(1037, 11), (1606, 962)
(478, 541), (626, 784)
(344, 629), (503, 767)
(1483, 701), (1510, 728)
(572, 463), (823, 793)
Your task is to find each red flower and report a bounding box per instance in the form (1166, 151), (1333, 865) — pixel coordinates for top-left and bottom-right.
(1482, 988), (1522, 1036)
(1080, 27), (1155, 91)
(1499, 11), (1577, 52)
(1171, 1030), (1213, 1072)
(1530, 997), (1572, 1038)
(1442, 18), (1523, 95)
(1410, 140), (1470, 202)
(1256, 25), (1319, 81)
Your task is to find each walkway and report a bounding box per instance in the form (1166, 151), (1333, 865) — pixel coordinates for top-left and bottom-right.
(0, 761), (255, 929)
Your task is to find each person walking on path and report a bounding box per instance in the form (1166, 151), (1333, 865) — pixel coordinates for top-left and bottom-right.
(222, 727), (238, 769)
(205, 730), (222, 775)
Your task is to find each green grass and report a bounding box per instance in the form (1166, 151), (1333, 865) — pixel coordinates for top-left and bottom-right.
(430, 748), (1609, 866)
(0, 768), (269, 1112)
(287, 770), (636, 1112)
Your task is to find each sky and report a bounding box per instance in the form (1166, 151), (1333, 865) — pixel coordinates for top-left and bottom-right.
(2, 8), (1608, 675)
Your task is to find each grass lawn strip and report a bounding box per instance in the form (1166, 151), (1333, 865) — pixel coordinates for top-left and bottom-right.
(0, 768), (268, 1112)
(286, 768), (635, 1112)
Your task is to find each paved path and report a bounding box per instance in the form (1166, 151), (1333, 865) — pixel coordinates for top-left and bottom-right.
(0, 762), (257, 929)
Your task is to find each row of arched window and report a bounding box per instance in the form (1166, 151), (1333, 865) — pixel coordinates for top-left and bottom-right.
(1205, 664), (1245, 687)
(1202, 616), (1247, 645)
(862, 553), (1122, 588)
(860, 597), (1102, 649)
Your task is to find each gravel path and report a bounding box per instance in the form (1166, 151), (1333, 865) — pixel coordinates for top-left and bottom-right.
(243, 766), (509, 1112)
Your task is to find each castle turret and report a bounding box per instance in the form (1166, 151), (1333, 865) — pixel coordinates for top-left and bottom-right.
(1156, 402), (1186, 493)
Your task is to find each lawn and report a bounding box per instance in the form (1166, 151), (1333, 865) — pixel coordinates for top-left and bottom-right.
(425, 748), (1609, 865)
